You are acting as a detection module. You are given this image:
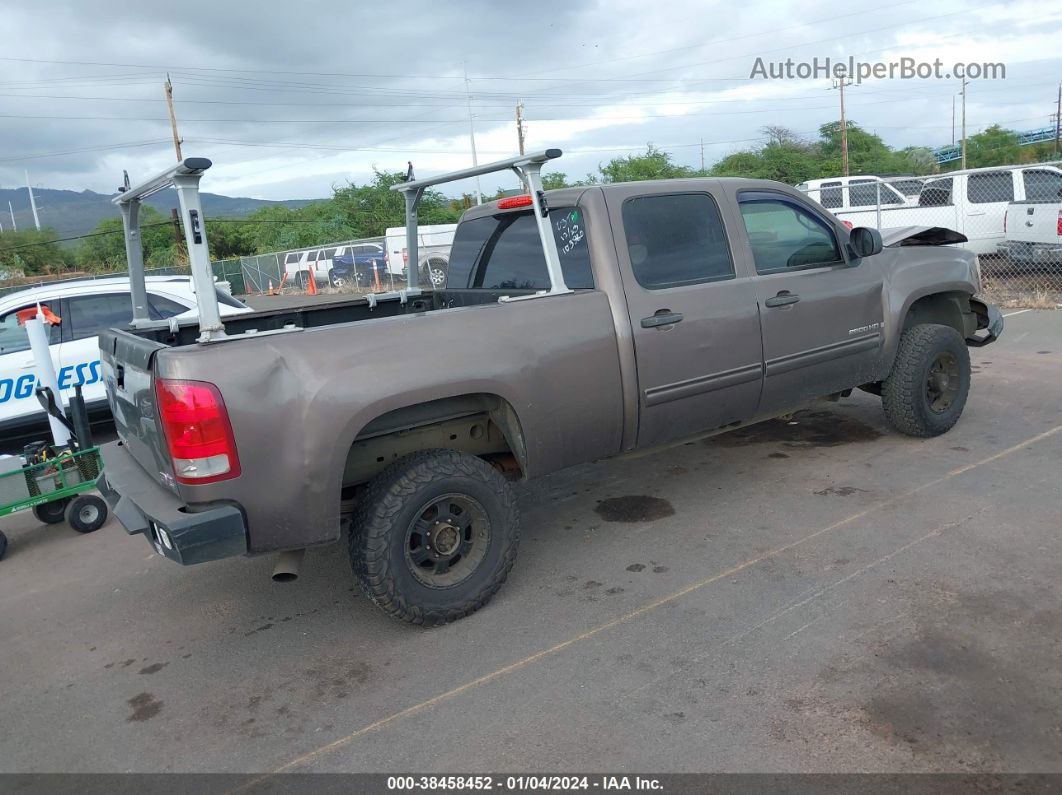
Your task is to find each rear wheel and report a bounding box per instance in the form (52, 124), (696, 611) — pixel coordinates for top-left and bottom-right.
(350, 449), (520, 626)
(882, 323), (970, 437)
(296, 271), (310, 290)
(328, 269), (343, 288)
(33, 498), (69, 525)
(67, 494), (108, 533)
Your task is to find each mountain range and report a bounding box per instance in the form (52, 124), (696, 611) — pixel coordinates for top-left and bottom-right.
(0, 186), (316, 241)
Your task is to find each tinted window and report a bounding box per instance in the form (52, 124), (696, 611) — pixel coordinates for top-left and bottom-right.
(892, 179), (924, 197)
(919, 178), (953, 206)
(0, 305), (61, 355)
(1023, 170), (1062, 201)
(849, 180), (903, 207)
(968, 171), (1014, 204)
(818, 182), (842, 208)
(739, 197), (843, 273)
(148, 294), (188, 319)
(67, 293), (133, 341)
(621, 193), (733, 289)
(285, 253), (301, 264)
(323, 248), (337, 259)
(447, 207), (593, 290)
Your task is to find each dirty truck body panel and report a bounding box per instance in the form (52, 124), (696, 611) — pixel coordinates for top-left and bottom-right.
(100, 174), (996, 566)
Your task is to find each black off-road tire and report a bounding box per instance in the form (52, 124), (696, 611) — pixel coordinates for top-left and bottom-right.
(350, 449), (520, 626)
(0, 529), (7, 561)
(66, 494), (108, 533)
(33, 498), (69, 525)
(882, 323), (971, 437)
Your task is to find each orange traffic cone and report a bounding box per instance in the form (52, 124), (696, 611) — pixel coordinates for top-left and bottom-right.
(307, 271), (318, 296)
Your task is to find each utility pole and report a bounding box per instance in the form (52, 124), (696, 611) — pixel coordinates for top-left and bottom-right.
(463, 63), (482, 205)
(951, 96), (956, 146)
(515, 101), (526, 156)
(8, 201), (16, 232)
(1054, 82), (1060, 157)
(170, 208), (187, 264)
(830, 78), (853, 177)
(960, 79), (968, 170)
(700, 138), (705, 172)
(25, 171), (40, 231)
(165, 73), (183, 161)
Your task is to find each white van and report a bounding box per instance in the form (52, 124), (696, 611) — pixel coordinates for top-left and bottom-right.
(0, 276), (250, 437)
(384, 224), (457, 287)
(805, 165), (1062, 256)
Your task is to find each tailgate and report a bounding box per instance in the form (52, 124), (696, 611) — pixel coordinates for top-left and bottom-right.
(99, 328), (178, 495)
(1009, 203), (1061, 244)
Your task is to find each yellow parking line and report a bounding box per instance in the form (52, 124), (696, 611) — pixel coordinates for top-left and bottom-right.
(240, 424), (1062, 784)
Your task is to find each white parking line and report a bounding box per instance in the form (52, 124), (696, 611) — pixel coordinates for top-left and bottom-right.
(1003, 309), (1033, 317)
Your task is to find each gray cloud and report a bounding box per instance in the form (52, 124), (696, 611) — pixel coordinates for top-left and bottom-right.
(0, 0), (1058, 201)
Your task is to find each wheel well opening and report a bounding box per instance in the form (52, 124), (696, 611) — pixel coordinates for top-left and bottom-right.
(341, 395), (526, 497)
(903, 292), (977, 338)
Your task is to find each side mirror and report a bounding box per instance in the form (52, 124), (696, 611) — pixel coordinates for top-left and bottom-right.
(849, 226), (883, 259)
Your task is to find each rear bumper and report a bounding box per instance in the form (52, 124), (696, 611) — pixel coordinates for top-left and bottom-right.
(99, 441), (247, 565)
(998, 240), (1062, 264)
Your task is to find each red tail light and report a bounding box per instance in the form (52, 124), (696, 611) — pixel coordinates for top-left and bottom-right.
(1057, 210), (1062, 238)
(497, 195), (534, 209)
(155, 378), (241, 484)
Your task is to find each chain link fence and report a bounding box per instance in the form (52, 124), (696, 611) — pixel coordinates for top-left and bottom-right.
(800, 161), (1062, 308)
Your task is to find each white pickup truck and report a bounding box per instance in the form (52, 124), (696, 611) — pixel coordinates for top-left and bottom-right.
(999, 201), (1062, 265)
(803, 165), (1062, 257)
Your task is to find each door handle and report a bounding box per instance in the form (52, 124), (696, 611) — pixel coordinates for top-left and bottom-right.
(764, 292), (800, 308)
(641, 311), (684, 328)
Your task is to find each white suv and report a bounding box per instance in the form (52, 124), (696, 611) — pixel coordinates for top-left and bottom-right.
(0, 276), (250, 437)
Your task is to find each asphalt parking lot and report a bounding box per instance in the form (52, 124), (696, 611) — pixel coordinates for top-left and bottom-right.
(1, 308), (1060, 775)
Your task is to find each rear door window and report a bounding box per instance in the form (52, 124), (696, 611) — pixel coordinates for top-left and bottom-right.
(447, 207), (592, 290)
(920, 178), (953, 206)
(620, 193), (734, 289)
(849, 180), (903, 206)
(66, 293), (133, 341)
(147, 294), (189, 319)
(967, 171), (1014, 204)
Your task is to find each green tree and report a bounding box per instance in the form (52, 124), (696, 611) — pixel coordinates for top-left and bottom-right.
(0, 228), (75, 276)
(596, 145), (695, 183)
(962, 125), (1022, 168)
(75, 206), (174, 271)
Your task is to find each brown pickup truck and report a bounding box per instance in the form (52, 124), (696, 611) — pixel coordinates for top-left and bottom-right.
(98, 150), (1002, 625)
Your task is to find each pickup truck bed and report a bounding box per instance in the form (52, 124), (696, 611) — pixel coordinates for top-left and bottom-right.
(99, 170), (1002, 625)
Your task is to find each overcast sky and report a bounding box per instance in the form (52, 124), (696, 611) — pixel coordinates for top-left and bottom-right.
(1, 0), (1060, 202)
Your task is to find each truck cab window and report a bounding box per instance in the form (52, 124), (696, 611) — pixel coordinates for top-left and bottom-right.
(849, 180), (903, 207)
(739, 198), (843, 273)
(919, 178), (953, 206)
(621, 193), (734, 289)
(446, 208), (593, 290)
(819, 182), (842, 208)
(1023, 170), (1062, 201)
(968, 171), (1014, 204)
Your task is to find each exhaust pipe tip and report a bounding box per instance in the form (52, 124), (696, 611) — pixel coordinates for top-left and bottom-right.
(272, 548), (305, 583)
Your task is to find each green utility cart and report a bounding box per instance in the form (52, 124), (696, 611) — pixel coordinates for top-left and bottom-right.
(0, 446), (108, 560)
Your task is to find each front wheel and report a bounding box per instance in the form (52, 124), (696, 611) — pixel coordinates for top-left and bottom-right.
(882, 323), (971, 437)
(350, 450), (520, 626)
(33, 498), (69, 525)
(67, 494), (108, 533)
(328, 269), (343, 288)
